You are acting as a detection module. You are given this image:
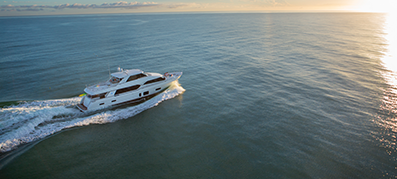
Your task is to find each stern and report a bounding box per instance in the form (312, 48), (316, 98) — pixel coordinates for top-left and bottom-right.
(76, 96), (89, 112)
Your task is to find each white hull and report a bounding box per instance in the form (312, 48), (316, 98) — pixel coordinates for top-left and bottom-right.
(77, 71), (182, 112)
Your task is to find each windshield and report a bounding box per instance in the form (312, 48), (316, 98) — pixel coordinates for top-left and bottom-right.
(109, 77), (121, 84)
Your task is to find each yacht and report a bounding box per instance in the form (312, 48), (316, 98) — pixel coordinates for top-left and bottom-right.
(77, 69), (182, 112)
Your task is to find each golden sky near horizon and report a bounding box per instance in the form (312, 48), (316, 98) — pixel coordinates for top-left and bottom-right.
(0, 0), (394, 16)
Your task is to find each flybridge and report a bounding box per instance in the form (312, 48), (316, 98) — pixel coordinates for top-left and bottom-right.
(110, 69), (143, 78)
(85, 69), (148, 94)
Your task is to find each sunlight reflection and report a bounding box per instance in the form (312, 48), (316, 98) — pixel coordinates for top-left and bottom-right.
(376, 11), (397, 155)
(382, 12), (397, 92)
(383, 12), (397, 82)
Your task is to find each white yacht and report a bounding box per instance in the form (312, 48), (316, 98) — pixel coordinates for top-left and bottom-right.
(77, 69), (182, 112)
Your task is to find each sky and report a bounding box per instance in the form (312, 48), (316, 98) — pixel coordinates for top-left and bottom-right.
(0, 0), (394, 16)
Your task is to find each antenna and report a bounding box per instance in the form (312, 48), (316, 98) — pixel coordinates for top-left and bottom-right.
(105, 54), (110, 78)
(108, 63), (111, 78)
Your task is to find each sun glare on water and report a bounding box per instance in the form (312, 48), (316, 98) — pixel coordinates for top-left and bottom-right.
(381, 7), (397, 89)
(359, 0), (397, 156)
(354, 0), (397, 87)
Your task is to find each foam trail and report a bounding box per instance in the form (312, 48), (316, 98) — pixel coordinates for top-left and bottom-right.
(0, 81), (185, 152)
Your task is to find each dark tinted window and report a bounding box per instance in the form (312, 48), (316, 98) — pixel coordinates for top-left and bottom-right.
(144, 77), (165, 85)
(115, 85), (140, 95)
(88, 93), (106, 99)
(143, 91), (149, 95)
(127, 73), (147, 82)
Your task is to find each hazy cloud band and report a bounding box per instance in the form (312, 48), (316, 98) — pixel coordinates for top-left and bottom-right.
(0, 1), (163, 12)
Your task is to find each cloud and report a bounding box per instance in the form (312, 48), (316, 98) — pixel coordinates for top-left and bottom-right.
(163, 2), (202, 9)
(165, 3), (188, 9)
(269, 0), (290, 6)
(0, 0), (292, 14)
(239, 0), (290, 6)
(17, 8), (43, 11)
(0, 1), (162, 11)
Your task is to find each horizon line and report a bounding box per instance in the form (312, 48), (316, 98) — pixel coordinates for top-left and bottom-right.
(0, 10), (385, 17)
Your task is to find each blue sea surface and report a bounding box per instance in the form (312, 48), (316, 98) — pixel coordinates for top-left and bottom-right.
(0, 13), (396, 178)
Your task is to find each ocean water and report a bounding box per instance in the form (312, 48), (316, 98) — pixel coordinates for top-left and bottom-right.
(0, 13), (396, 178)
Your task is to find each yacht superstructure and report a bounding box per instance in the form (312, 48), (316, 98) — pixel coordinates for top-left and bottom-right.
(77, 69), (182, 112)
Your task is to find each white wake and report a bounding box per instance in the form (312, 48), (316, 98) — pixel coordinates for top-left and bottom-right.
(0, 81), (185, 153)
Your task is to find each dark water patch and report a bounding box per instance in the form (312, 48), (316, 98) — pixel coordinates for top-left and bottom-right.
(0, 101), (21, 108)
